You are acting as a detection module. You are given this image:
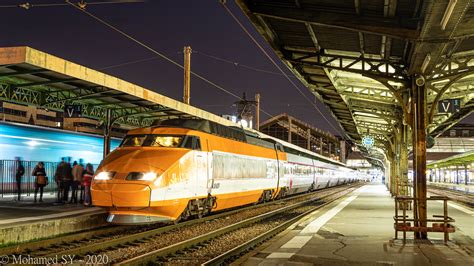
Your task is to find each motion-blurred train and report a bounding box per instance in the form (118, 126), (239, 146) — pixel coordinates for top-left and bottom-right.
(92, 119), (359, 224)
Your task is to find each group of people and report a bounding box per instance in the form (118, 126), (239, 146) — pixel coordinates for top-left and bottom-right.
(53, 157), (94, 206)
(13, 157), (94, 206)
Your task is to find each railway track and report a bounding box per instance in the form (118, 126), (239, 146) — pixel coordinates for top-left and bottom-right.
(118, 183), (361, 265)
(0, 183), (362, 264)
(428, 186), (474, 208)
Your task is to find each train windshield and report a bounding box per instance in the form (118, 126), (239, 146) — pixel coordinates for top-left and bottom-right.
(120, 135), (186, 148)
(148, 136), (183, 147)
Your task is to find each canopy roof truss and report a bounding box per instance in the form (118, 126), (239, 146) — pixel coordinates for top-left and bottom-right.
(237, 0), (474, 166)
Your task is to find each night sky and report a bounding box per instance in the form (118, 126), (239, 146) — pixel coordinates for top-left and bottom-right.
(1, 0), (471, 137)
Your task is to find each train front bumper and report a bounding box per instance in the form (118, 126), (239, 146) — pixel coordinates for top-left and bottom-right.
(92, 183), (151, 207)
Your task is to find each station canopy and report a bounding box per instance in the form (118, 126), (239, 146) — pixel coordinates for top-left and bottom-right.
(428, 150), (474, 169)
(0, 46), (235, 129)
(237, 0), (474, 167)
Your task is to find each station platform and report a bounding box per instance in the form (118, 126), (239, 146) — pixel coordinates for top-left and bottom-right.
(0, 194), (107, 246)
(237, 184), (474, 265)
(429, 182), (474, 194)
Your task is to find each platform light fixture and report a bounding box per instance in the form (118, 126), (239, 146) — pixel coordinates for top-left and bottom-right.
(421, 54), (431, 74)
(440, 0), (457, 30)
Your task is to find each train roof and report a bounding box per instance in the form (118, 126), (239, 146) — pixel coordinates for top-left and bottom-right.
(153, 118), (349, 169)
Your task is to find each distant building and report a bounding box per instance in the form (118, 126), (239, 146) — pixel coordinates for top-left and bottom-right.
(0, 101), (127, 137)
(426, 123), (474, 162)
(259, 113), (348, 162)
(439, 123), (474, 138)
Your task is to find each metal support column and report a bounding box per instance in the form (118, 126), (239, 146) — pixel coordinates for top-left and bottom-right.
(183, 46), (192, 105)
(307, 128), (311, 150)
(255, 93), (260, 131)
(394, 134), (401, 196)
(412, 76), (428, 239)
(103, 108), (112, 159)
(400, 124), (409, 196)
(465, 165), (469, 185)
(288, 116), (292, 143)
(456, 165), (460, 184)
(319, 137), (323, 155)
(340, 140), (346, 163)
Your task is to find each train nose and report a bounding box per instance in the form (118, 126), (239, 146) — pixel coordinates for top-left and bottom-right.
(92, 183), (151, 207)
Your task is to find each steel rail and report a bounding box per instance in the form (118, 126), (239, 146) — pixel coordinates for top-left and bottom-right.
(21, 183), (356, 259)
(203, 187), (356, 265)
(119, 184), (361, 265)
(428, 186), (474, 208)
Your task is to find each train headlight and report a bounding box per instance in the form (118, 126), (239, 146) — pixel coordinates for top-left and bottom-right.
(94, 171), (114, 180)
(126, 172), (158, 181)
(141, 172), (157, 181)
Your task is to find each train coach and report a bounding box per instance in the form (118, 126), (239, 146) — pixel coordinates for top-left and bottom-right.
(91, 119), (358, 224)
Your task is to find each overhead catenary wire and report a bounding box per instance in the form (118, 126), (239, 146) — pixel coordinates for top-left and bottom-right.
(220, 1), (348, 139)
(0, 0), (144, 9)
(100, 51), (289, 78)
(193, 50), (294, 78)
(65, 0), (275, 119)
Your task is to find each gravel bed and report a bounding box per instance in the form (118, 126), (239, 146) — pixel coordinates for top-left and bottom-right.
(16, 224), (165, 257)
(164, 206), (319, 265)
(104, 186), (351, 263)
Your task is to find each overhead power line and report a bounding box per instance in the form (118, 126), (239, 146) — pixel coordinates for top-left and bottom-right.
(0, 0), (144, 10)
(220, 1), (348, 139)
(65, 0), (276, 119)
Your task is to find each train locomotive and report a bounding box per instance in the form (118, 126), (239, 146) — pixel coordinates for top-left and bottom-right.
(91, 119), (358, 224)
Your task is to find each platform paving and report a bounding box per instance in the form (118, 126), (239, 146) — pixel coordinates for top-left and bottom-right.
(0, 194), (107, 246)
(237, 184), (474, 266)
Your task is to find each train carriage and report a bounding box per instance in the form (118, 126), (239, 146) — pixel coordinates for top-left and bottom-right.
(91, 119), (358, 224)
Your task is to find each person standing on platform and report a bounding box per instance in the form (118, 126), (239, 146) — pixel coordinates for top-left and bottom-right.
(62, 157), (73, 202)
(54, 157), (67, 202)
(14, 157), (24, 201)
(83, 163), (94, 206)
(71, 161), (84, 204)
(32, 162), (47, 202)
(78, 159), (85, 203)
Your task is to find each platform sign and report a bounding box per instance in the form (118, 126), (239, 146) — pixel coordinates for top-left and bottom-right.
(64, 104), (82, 118)
(362, 135), (375, 148)
(438, 99), (460, 114)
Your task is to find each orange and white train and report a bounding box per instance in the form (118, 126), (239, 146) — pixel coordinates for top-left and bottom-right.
(92, 119), (358, 224)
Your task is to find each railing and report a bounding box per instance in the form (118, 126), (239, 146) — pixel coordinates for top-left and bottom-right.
(394, 196), (455, 243)
(0, 160), (98, 198)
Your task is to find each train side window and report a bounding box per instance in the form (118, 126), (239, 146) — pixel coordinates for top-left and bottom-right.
(276, 143), (284, 152)
(182, 136), (201, 150)
(193, 137), (201, 150)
